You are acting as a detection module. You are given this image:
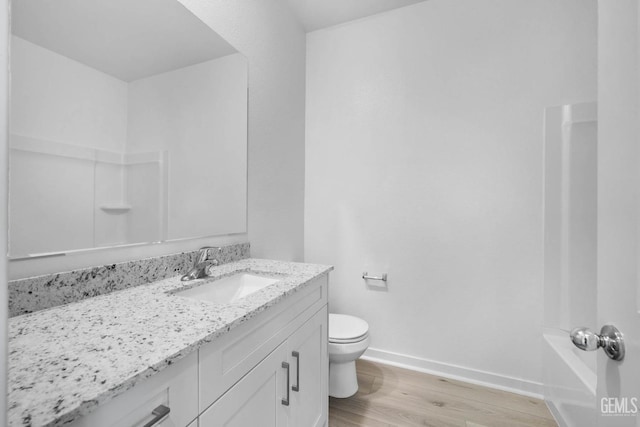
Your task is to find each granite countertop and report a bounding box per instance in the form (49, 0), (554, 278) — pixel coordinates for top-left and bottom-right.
(8, 258), (333, 427)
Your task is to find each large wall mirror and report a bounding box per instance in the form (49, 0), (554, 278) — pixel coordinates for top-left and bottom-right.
(9, 0), (248, 258)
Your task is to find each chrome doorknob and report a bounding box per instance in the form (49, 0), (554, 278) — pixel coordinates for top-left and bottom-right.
(570, 327), (600, 351)
(570, 325), (625, 361)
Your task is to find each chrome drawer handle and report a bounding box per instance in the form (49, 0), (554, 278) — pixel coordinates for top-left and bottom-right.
(281, 362), (290, 406)
(292, 351), (300, 392)
(143, 404), (170, 427)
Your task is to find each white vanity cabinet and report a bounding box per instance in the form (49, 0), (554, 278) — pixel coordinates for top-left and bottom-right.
(197, 274), (328, 427)
(70, 273), (328, 427)
(199, 306), (328, 427)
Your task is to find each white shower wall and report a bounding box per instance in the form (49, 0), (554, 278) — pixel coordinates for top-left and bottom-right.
(542, 103), (597, 426)
(305, 0), (596, 394)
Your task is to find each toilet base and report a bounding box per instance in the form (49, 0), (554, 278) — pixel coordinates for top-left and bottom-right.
(329, 360), (358, 398)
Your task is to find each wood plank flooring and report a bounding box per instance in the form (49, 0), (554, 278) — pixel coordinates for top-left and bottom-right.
(328, 360), (558, 427)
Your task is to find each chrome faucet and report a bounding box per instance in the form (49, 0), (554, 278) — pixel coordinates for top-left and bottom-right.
(181, 246), (222, 281)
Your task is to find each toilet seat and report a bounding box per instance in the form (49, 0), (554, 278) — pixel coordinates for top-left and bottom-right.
(329, 314), (369, 344)
(330, 334), (369, 344)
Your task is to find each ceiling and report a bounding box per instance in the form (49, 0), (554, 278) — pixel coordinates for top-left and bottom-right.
(286, 0), (429, 32)
(12, 0), (237, 82)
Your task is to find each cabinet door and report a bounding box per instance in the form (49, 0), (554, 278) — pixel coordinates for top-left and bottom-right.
(199, 343), (290, 427)
(288, 306), (328, 427)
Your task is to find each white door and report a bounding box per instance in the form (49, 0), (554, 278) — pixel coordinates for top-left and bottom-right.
(596, 1), (640, 426)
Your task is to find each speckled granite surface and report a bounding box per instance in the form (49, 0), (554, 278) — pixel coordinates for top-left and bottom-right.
(8, 258), (332, 427)
(9, 243), (250, 317)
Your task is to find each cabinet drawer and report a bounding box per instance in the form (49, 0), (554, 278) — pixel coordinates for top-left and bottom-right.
(70, 352), (198, 427)
(199, 274), (328, 411)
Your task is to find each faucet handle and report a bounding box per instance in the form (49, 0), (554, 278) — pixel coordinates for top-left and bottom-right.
(197, 246), (222, 263)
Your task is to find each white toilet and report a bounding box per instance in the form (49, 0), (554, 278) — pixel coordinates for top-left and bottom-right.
(328, 313), (370, 398)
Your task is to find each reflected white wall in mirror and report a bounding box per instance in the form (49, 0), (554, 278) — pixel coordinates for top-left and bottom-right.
(9, 0), (248, 257)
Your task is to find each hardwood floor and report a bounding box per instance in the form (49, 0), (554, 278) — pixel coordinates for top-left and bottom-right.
(328, 360), (558, 427)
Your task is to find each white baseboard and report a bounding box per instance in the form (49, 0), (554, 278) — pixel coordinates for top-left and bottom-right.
(544, 400), (568, 427)
(362, 347), (544, 399)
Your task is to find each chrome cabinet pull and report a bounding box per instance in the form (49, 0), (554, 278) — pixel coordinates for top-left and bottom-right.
(570, 325), (625, 361)
(143, 404), (170, 427)
(281, 362), (290, 406)
(292, 351), (300, 392)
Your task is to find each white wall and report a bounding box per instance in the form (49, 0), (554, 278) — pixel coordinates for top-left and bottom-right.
(127, 54), (247, 241)
(10, 36), (128, 152)
(305, 0), (596, 394)
(10, 0), (306, 278)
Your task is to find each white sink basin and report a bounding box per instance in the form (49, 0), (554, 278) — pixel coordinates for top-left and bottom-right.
(175, 272), (280, 304)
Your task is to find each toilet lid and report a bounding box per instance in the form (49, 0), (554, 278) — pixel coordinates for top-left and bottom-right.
(329, 314), (369, 343)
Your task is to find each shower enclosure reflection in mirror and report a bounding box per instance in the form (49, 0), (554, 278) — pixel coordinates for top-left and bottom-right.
(8, 0), (248, 258)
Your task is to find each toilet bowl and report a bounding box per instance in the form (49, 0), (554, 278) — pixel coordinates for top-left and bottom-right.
(328, 313), (370, 398)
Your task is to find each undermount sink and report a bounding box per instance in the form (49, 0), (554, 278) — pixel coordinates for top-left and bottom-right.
(174, 272), (280, 304)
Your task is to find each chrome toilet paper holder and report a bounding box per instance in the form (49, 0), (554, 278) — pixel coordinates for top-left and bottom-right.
(362, 272), (387, 281)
